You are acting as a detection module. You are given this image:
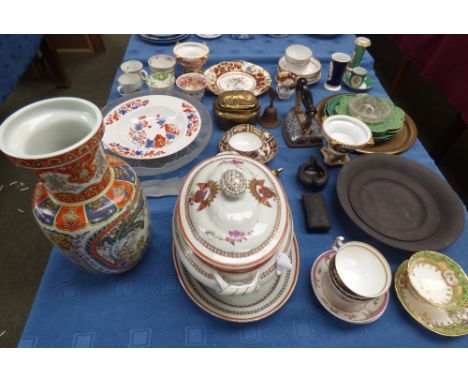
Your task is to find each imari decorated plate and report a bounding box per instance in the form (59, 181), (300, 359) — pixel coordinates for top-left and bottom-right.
(102, 95), (201, 160)
(395, 260), (468, 337)
(204, 61), (272, 96)
(311, 250), (389, 324)
(173, 236), (299, 323)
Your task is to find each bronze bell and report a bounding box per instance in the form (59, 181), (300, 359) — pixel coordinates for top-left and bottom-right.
(259, 87), (280, 128)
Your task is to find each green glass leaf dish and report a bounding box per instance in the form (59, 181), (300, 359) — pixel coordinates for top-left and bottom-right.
(336, 95), (405, 135)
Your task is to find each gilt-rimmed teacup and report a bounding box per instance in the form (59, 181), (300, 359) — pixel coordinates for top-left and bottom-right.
(329, 236), (392, 301)
(407, 250), (468, 310)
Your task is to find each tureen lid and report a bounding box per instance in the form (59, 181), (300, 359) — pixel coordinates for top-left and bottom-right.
(177, 153), (289, 270)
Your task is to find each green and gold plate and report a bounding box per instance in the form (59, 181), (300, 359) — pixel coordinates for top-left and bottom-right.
(395, 260), (468, 337)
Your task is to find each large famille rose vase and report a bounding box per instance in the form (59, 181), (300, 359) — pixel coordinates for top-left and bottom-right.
(0, 97), (151, 273)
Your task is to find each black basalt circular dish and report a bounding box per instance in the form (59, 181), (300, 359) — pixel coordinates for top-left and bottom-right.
(337, 154), (465, 251)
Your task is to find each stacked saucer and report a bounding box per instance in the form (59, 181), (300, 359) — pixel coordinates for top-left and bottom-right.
(277, 44), (321, 85)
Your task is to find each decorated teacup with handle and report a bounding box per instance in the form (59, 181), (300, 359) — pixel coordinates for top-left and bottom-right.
(328, 236), (392, 303)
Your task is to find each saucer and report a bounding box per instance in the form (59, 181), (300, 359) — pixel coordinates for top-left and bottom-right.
(278, 56), (321, 84)
(311, 250), (389, 324)
(342, 71), (375, 91)
(173, 235), (299, 323)
(395, 260), (468, 337)
(216, 71), (257, 93)
(218, 124), (278, 164)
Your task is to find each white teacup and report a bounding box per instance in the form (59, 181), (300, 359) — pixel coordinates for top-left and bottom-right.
(117, 73), (143, 96)
(148, 55), (176, 74)
(120, 60), (144, 75)
(330, 236), (392, 300)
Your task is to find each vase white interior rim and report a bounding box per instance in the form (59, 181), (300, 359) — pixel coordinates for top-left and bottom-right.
(0, 97), (102, 160)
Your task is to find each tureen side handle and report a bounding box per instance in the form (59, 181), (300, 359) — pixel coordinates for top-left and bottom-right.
(213, 271), (260, 296)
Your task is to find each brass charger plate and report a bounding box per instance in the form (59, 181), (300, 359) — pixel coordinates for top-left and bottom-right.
(316, 94), (418, 155)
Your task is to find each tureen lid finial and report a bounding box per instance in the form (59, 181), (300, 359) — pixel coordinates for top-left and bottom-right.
(220, 169), (247, 198)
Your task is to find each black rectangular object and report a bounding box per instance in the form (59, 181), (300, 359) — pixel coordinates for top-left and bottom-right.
(302, 193), (331, 232)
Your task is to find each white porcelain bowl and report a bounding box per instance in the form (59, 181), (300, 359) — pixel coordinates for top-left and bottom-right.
(322, 115), (372, 148)
(285, 44), (313, 66)
(148, 54), (176, 73)
(173, 42), (210, 62)
(227, 132), (263, 155)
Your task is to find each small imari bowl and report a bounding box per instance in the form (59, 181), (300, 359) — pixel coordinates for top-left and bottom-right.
(176, 73), (207, 100)
(407, 250), (468, 310)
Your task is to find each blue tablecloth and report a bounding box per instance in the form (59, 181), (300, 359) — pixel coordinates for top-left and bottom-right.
(19, 34), (468, 347)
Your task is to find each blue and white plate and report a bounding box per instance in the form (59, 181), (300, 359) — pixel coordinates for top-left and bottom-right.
(138, 34), (190, 45)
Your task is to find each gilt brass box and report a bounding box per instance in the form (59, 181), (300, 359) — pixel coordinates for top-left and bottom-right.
(213, 90), (260, 130)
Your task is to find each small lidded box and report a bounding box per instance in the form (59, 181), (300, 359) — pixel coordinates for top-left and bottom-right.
(213, 90), (260, 130)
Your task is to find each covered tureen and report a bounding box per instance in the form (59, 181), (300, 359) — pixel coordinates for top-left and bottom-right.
(173, 153), (298, 314)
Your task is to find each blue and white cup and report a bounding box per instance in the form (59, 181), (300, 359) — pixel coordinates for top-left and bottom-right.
(324, 52), (351, 92)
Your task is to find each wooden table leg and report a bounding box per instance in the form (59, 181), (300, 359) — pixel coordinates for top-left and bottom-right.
(87, 35), (106, 53)
(40, 36), (72, 89)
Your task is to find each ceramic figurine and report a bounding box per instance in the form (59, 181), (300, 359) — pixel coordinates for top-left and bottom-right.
(0, 97), (152, 273)
(283, 77), (322, 147)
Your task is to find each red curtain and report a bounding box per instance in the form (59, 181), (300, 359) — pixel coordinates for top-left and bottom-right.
(392, 35), (468, 124)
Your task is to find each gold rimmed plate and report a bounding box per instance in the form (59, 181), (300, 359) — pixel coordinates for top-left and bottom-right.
(204, 61), (272, 96)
